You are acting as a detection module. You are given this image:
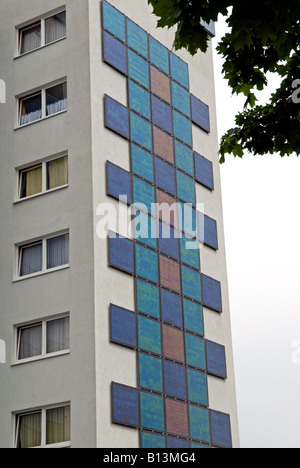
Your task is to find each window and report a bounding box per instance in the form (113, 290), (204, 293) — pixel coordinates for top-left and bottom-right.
(17, 316), (70, 362)
(15, 404), (70, 448)
(18, 233), (69, 278)
(18, 155), (68, 200)
(19, 82), (67, 126)
(18, 11), (66, 56)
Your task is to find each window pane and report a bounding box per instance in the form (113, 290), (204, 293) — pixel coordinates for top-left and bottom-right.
(45, 11), (66, 45)
(47, 234), (69, 269)
(20, 93), (42, 126)
(46, 156), (68, 190)
(17, 412), (42, 448)
(20, 22), (41, 55)
(46, 317), (70, 354)
(46, 406), (70, 445)
(46, 83), (67, 116)
(20, 165), (42, 198)
(20, 242), (43, 277)
(18, 324), (42, 360)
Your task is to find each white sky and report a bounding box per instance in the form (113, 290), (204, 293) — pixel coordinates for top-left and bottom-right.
(213, 17), (300, 448)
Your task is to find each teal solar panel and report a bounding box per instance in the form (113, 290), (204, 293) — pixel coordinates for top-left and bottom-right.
(181, 265), (202, 302)
(136, 279), (160, 319)
(134, 211), (157, 249)
(128, 49), (149, 88)
(131, 144), (154, 183)
(187, 369), (208, 406)
(189, 406), (210, 443)
(138, 316), (161, 355)
(129, 80), (150, 120)
(130, 112), (152, 151)
(183, 299), (204, 336)
(180, 235), (200, 269)
(170, 53), (189, 89)
(140, 392), (165, 431)
(141, 432), (165, 448)
(139, 353), (163, 392)
(103, 1), (126, 42)
(135, 244), (158, 283)
(149, 37), (169, 75)
(173, 110), (192, 147)
(178, 202), (198, 238)
(133, 176), (155, 214)
(172, 81), (191, 117)
(174, 140), (194, 176)
(127, 19), (148, 58)
(177, 171), (196, 205)
(185, 333), (206, 370)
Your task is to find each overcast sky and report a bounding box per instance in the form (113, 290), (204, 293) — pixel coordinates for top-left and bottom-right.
(213, 17), (300, 448)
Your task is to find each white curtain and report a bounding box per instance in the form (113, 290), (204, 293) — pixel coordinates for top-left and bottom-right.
(47, 234), (69, 269)
(45, 12), (66, 44)
(46, 406), (70, 445)
(20, 24), (41, 54)
(47, 317), (69, 353)
(20, 109), (42, 126)
(20, 243), (43, 276)
(17, 412), (42, 448)
(46, 98), (67, 116)
(18, 325), (42, 360)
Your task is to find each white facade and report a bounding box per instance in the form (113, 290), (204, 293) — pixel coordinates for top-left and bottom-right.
(0, 0), (239, 448)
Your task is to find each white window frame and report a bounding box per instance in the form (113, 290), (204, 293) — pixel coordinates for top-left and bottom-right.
(17, 79), (67, 128)
(14, 403), (71, 449)
(15, 231), (70, 281)
(15, 314), (70, 365)
(17, 8), (66, 57)
(16, 153), (68, 202)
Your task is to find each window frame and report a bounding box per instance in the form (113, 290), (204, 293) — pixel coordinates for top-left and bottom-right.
(16, 153), (69, 202)
(17, 80), (67, 128)
(17, 8), (66, 57)
(16, 231), (70, 281)
(15, 314), (70, 365)
(15, 403), (71, 449)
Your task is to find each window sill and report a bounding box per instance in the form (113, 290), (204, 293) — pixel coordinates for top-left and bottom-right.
(14, 37), (67, 60)
(14, 109), (67, 130)
(11, 350), (70, 367)
(14, 184), (69, 204)
(13, 264), (70, 283)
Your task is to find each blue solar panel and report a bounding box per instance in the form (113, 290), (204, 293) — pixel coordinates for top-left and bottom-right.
(167, 438), (189, 449)
(103, 1), (126, 42)
(187, 368), (208, 406)
(109, 234), (134, 275)
(139, 353), (163, 392)
(105, 95), (129, 139)
(177, 171), (196, 206)
(194, 152), (214, 190)
(151, 95), (172, 134)
(128, 49), (149, 88)
(130, 112), (152, 151)
(203, 214), (218, 250)
(136, 279), (160, 319)
(131, 144), (154, 183)
(141, 432), (165, 448)
(181, 266), (202, 303)
(183, 299), (204, 336)
(191, 95), (210, 133)
(110, 304), (136, 348)
(127, 19), (148, 58)
(210, 411), (232, 448)
(140, 392), (165, 432)
(175, 140), (194, 177)
(106, 161), (132, 204)
(180, 234), (200, 269)
(171, 82), (191, 117)
(202, 274), (222, 313)
(103, 31), (127, 75)
(189, 406), (210, 443)
(112, 383), (139, 427)
(149, 37), (169, 75)
(129, 80), (150, 120)
(133, 176), (155, 215)
(170, 53), (189, 89)
(164, 361), (187, 400)
(161, 289), (183, 328)
(185, 333), (206, 370)
(155, 157), (176, 196)
(159, 223), (180, 261)
(173, 110), (192, 147)
(206, 341), (227, 379)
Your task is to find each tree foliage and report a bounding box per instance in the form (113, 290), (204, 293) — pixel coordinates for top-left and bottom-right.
(148, 0), (300, 162)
